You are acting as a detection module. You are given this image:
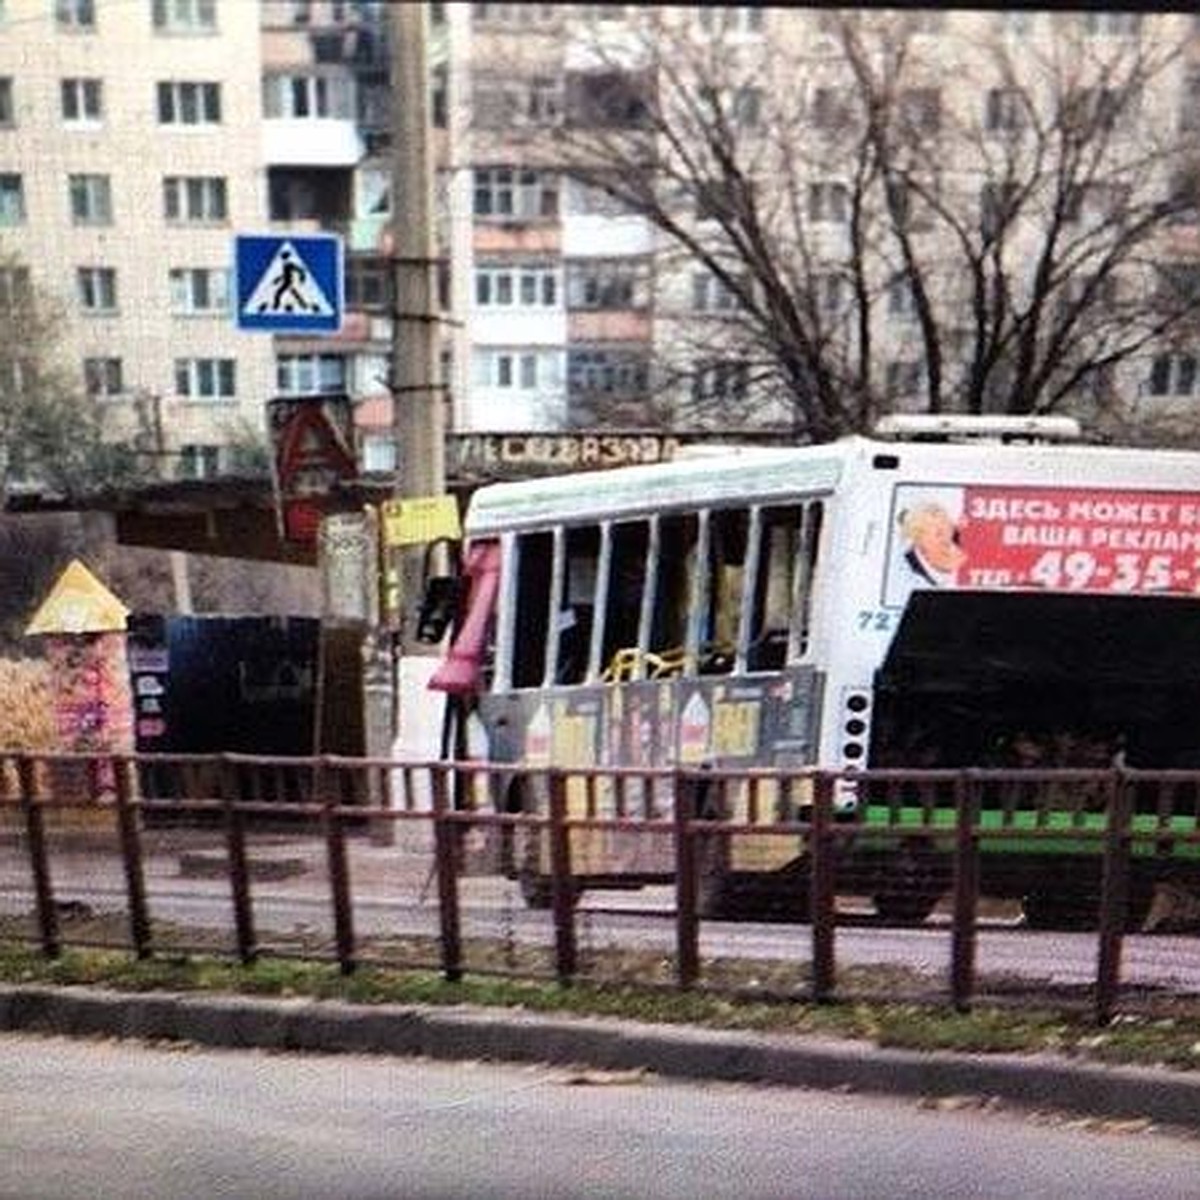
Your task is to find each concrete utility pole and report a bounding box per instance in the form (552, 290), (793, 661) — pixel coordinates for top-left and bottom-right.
(390, 2), (444, 530)
(384, 1), (447, 760)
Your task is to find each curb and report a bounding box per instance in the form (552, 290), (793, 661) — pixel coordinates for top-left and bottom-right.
(2, 984), (1199, 1129)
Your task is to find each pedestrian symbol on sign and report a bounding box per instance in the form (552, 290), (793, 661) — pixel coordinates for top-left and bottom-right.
(241, 239), (335, 320)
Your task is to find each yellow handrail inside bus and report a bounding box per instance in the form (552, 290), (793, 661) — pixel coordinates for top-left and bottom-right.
(602, 647), (688, 682)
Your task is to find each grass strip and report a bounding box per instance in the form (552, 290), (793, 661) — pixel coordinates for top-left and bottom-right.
(1, 941), (1199, 1073)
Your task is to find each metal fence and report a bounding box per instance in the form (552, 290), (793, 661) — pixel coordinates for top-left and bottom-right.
(1, 752), (1198, 1026)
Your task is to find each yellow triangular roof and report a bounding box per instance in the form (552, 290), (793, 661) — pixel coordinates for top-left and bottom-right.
(26, 559), (129, 636)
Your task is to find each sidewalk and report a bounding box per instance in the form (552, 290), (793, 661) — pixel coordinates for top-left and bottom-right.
(2, 982), (1200, 1133)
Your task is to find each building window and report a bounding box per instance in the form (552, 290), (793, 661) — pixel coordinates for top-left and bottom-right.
(567, 348), (648, 395)
(55, 0), (95, 29)
(178, 444), (221, 479)
(474, 349), (554, 390)
(276, 352), (346, 395)
(474, 263), (558, 308)
(83, 357), (123, 397)
(692, 359), (750, 403)
(888, 272), (918, 319)
(346, 259), (391, 311)
(0, 359), (30, 396)
(985, 87), (1025, 133)
(0, 265), (30, 310)
(566, 259), (648, 310)
(981, 182), (1017, 238)
(152, 0), (217, 32)
(361, 433), (396, 474)
(899, 87), (941, 135)
(692, 271), (740, 312)
(163, 175), (227, 222)
(997, 10), (1034, 36)
(0, 174), (23, 224)
(168, 267), (229, 314)
(698, 6), (763, 34)
(886, 360), (925, 400)
(473, 168), (559, 220)
(157, 81), (221, 124)
(566, 70), (650, 129)
(566, 175), (637, 217)
(0, 79), (13, 127)
(61, 78), (102, 124)
(472, 4), (557, 27)
(808, 181), (848, 224)
(68, 173), (112, 224)
(473, 73), (562, 129)
(810, 86), (853, 132)
(1149, 353), (1199, 397)
(1066, 87), (1131, 135)
(1081, 12), (1140, 37)
(175, 357), (235, 399)
(262, 74), (354, 119)
(732, 86), (762, 127)
(812, 271), (847, 315)
(77, 267), (117, 313)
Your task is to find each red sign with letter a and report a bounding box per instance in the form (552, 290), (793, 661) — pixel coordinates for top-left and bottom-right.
(268, 394), (358, 545)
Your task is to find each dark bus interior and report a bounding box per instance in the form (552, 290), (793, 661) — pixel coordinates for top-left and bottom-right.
(871, 590), (1200, 772)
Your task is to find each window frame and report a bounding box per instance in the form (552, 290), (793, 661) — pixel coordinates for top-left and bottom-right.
(68, 173), (113, 224)
(162, 175), (228, 223)
(157, 80), (222, 125)
(61, 77), (103, 125)
(83, 356), (123, 398)
(151, 0), (218, 33)
(275, 351), (348, 395)
(168, 267), (230, 314)
(175, 356), (236, 400)
(77, 266), (118, 314)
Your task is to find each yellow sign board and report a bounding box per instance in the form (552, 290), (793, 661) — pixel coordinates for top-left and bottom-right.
(381, 495), (462, 547)
(26, 559), (129, 636)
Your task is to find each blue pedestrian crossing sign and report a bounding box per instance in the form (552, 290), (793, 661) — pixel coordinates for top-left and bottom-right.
(234, 233), (343, 333)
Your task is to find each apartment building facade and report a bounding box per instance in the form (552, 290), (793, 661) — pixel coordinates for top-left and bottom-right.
(0, 0), (277, 481)
(3, 2), (1199, 496)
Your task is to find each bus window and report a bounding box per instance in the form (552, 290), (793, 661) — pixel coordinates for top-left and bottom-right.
(513, 530), (553, 688)
(793, 500), (823, 659)
(700, 508), (749, 675)
(555, 526), (600, 685)
(649, 513), (698, 668)
(747, 505), (802, 671)
(602, 521), (649, 675)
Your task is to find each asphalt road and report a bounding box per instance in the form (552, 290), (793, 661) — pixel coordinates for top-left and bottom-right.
(3, 1033), (1199, 1200)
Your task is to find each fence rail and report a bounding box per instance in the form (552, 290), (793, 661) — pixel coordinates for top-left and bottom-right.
(1, 752), (1198, 1026)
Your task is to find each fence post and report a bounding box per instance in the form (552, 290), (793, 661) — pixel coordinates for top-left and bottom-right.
(548, 770), (577, 985)
(319, 760), (356, 976)
(1095, 768), (1132, 1025)
(432, 764), (463, 982)
(809, 771), (836, 1003)
(950, 770), (979, 1013)
(674, 768), (699, 990)
(220, 756), (257, 966)
(113, 756), (152, 960)
(18, 755), (58, 960)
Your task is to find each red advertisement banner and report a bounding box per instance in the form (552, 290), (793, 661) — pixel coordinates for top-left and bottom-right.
(885, 484), (1200, 606)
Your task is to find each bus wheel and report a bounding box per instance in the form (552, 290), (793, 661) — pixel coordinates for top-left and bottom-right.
(873, 890), (940, 924)
(1022, 879), (1155, 932)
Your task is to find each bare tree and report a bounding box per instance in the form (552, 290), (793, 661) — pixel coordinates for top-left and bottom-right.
(557, 9), (1200, 440)
(0, 252), (148, 502)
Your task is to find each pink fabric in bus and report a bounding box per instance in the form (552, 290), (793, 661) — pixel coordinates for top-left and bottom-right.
(428, 539), (501, 694)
